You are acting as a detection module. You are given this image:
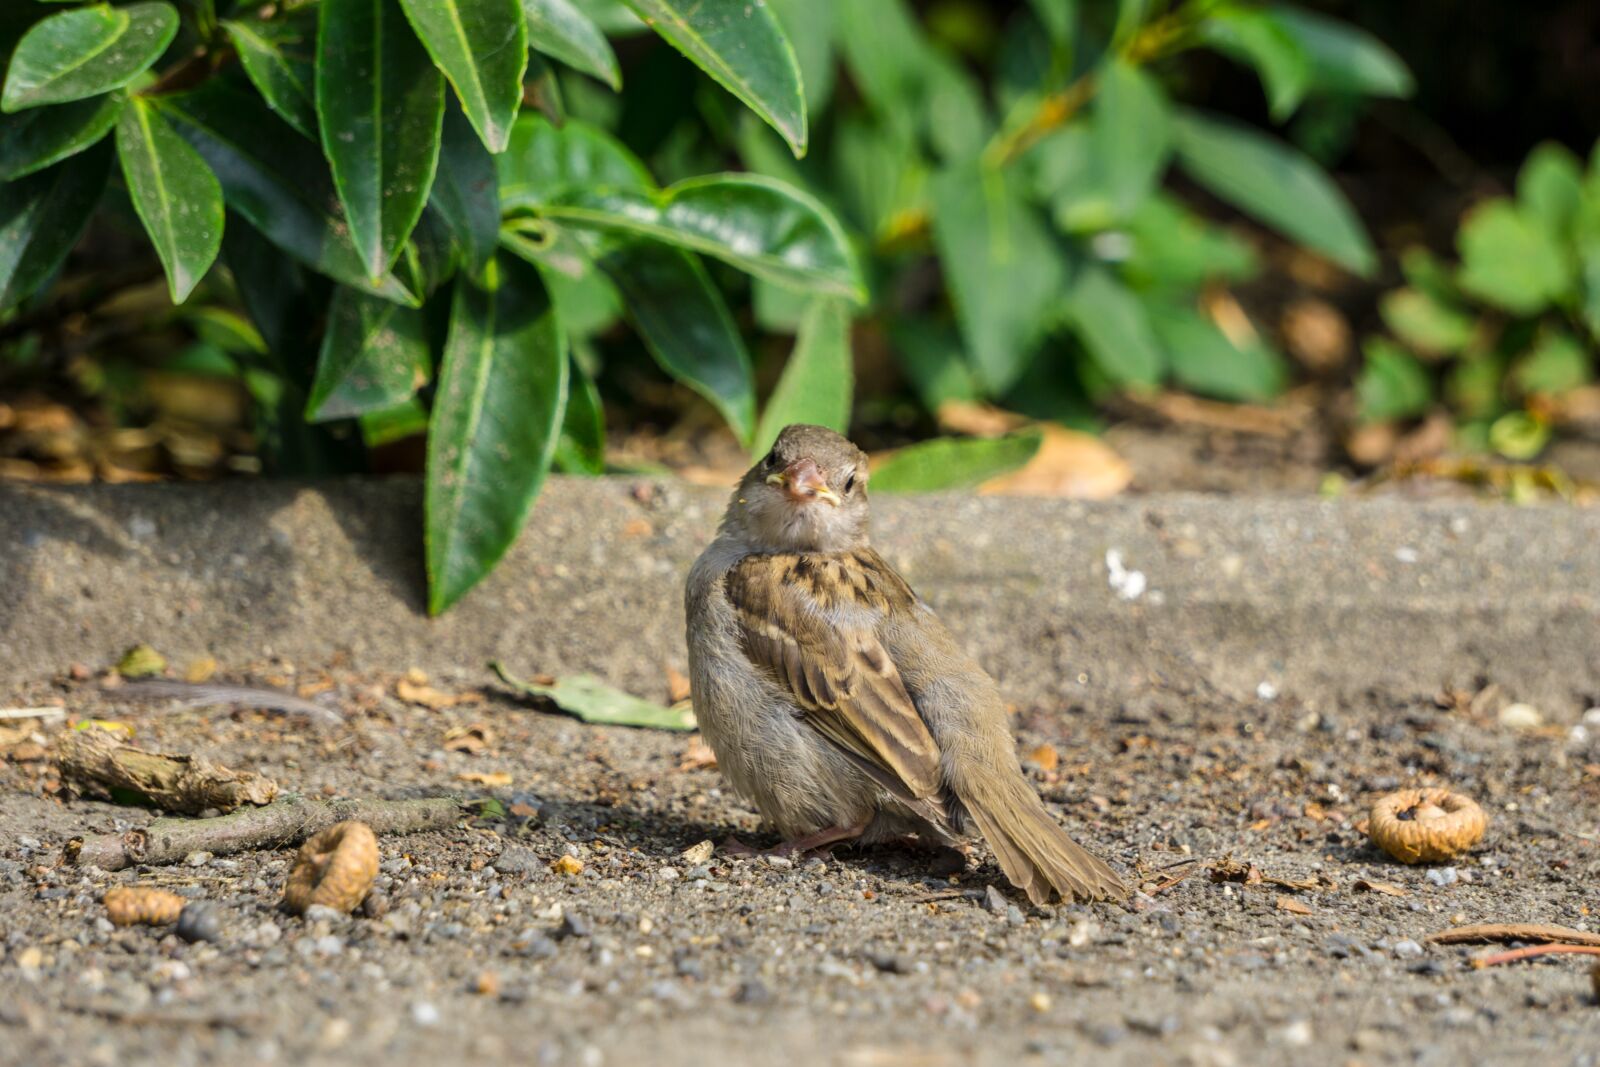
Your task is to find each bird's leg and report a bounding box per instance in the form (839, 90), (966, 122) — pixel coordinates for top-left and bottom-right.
(721, 820), (869, 859)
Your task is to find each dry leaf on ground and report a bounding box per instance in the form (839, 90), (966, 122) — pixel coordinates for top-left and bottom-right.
(978, 424), (1131, 500)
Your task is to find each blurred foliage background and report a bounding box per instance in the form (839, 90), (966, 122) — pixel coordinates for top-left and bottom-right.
(4, 0), (1600, 608)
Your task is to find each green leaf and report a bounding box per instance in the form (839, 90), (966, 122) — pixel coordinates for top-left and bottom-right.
(396, 0), (527, 153)
(871, 430), (1044, 494)
(1027, 0), (1076, 45)
(492, 664), (698, 731)
(752, 297), (853, 458)
(159, 79), (416, 304)
(1488, 411), (1549, 461)
(360, 397), (430, 446)
(0, 91), (123, 180)
(429, 102), (500, 271)
(0, 139), (111, 311)
(1456, 200), (1572, 315)
(1198, 7), (1310, 120)
(522, 0), (620, 90)
(427, 253), (567, 614)
(1121, 194), (1258, 287)
(1147, 302), (1287, 402)
(2, 2), (178, 112)
(835, 0), (928, 136)
(498, 114), (653, 212)
(594, 239), (756, 445)
(620, 0), (806, 157)
(1517, 142), (1584, 236)
(317, 0), (445, 281)
(1270, 6), (1413, 99)
(1172, 109), (1375, 277)
(547, 173), (864, 301)
(306, 286), (430, 420)
(1399, 245), (1460, 305)
(1357, 337), (1432, 422)
(1513, 330), (1590, 396)
(222, 15), (317, 139)
(768, 0), (836, 113)
(183, 305), (267, 355)
(1092, 59), (1171, 218)
(888, 318), (980, 411)
(1379, 287), (1475, 356)
(115, 97), (224, 303)
(928, 163), (1067, 395)
(554, 355), (605, 473)
(1063, 265), (1164, 387)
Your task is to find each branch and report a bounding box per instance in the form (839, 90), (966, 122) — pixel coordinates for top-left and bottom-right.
(66, 796), (462, 870)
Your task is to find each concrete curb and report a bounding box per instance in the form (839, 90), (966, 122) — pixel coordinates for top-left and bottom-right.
(2, 478), (1597, 716)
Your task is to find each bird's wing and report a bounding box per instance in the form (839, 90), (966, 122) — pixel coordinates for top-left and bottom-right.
(724, 549), (945, 803)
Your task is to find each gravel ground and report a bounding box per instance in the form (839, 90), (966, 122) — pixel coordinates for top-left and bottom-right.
(2, 663), (1599, 1067)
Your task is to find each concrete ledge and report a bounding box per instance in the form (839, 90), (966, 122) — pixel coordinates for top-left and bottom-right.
(2, 478), (1597, 716)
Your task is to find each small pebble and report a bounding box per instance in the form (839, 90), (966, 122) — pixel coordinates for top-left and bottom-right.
(1280, 1020), (1313, 1047)
(1391, 939), (1424, 959)
(183, 851), (212, 868)
(733, 979), (771, 1005)
(359, 891), (389, 919)
(1425, 868), (1458, 887)
(558, 912), (592, 939)
(513, 932), (558, 959)
(983, 885), (1009, 915)
(410, 1001), (440, 1027)
(1498, 703), (1544, 730)
(303, 904), (346, 925)
(175, 903), (222, 944)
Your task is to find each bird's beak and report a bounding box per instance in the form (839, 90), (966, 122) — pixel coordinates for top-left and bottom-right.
(766, 457), (841, 507)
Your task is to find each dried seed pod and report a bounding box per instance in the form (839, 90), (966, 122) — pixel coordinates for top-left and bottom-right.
(282, 820), (380, 915)
(104, 886), (185, 926)
(1368, 787), (1487, 864)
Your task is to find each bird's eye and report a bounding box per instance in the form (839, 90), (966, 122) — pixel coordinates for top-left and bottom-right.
(763, 451), (777, 470)
(844, 471), (856, 493)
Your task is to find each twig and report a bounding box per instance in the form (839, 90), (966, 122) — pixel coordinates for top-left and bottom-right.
(1472, 944), (1600, 969)
(0, 707), (67, 721)
(107, 680), (345, 728)
(1148, 866), (1200, 895)
(66, 795), (461, 871)
(1427, 923), (1600, 948)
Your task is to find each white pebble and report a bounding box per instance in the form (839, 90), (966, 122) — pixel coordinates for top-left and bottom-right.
(410, 1001), (440, 1027)
(1498, 703), (1543, 730)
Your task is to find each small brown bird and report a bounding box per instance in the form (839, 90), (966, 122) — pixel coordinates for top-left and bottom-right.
(685, 424), (1126, 904)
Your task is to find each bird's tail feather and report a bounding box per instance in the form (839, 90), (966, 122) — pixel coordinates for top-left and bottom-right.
(962, 773), (1127, 905)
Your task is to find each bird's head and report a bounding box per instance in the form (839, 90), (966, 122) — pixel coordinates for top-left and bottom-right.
(726, 424), (871, 554)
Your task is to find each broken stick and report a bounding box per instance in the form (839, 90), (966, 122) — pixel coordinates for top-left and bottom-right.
(55, 730), (278, 814)
(66, 795), (461, 871)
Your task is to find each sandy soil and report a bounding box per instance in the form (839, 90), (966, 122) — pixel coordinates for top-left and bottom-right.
(2, 662), (1598, 1067)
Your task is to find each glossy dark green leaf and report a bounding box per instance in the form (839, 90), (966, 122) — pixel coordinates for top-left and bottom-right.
(1456, 200), (1571, 315)
(522, 0), (619, 89)
(159, 79), (416, 303)
(1198, 7), (1310, 120)
(547, 173), (864, 300)
(116, 97), (224, 303)
(223, 15), (318, 139)
(427, 253), (567, 614)
(0, 139), (111, 311)
(1270, 5), (1413, 99)
(396, 0), (526, 153)
(554, 355), (605, 473)
(223, 213), (332, 359)
(306, 286), (430, 420)
(1092, 59), (1170, 218)
(1357, 338), (1432, 422)
(1172, 109), (1375, 277)
(1063, 265), (1163, 387)
(871, 430), (1044, 494)
(595, 239), (756, 446)
(429, 102), (500, 271)
(928, 163), (1066, 395)
(620, 0), (806, 157)
(498, 114), (653, 212)
(2, 2), (177, 112)
(1147, 302), (1287, 402)
(317, 0), (444, 281)
(0, 91), (123, 179)
(752, 297), (852, 458)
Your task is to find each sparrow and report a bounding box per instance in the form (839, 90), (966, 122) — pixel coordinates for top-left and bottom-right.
(685, 424), (1127, 904)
